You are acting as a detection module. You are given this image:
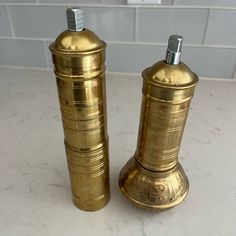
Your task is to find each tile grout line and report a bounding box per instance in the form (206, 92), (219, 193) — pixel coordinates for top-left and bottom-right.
(0, 3), (236, 10)
(0, 36), (54, 41)
(42, 41), (50, 69)
(233, 59), (236, 80)
(0, 36), (235, 49)
(202, 8), (211, 44)
(6, 5), (15, 38)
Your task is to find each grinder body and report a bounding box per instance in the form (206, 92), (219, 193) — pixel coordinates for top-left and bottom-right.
(50, 28), (110, 211)
(119, 36), (198, 210)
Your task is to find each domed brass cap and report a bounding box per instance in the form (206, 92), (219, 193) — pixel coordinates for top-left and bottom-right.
(49, 29), (106, 55)
(49, 29), (106, 76)
(143, 60), (198, 88)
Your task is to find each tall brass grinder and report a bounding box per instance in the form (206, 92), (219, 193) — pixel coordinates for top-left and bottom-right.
(49, 8), (110, 211)
(119, 35), (198, 210)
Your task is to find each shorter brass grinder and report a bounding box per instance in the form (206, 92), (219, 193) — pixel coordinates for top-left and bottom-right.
(119, 35), (198, 210)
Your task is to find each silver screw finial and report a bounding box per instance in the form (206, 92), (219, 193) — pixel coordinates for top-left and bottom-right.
(165, 35), (183, 65)
(66, 7), (84, 32)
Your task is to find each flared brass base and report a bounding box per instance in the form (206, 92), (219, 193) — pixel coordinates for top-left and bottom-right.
(119, 157), (189, 210)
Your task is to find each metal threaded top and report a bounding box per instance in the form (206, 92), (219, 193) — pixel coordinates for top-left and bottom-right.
(66, 7), (84, 32)
(165, 35), (183, 65)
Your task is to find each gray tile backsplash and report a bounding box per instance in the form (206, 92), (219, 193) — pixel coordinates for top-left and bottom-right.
(182, 47), (236, 78)
(81, 7), (135, 42)
(0, 39), (46, 67)
(206, 10), (236, 46)
(162, 0), (174, 5)
(101, 0), (126, 4)
(107, 43), (236, 78)
(107, 43), (166, 73)
(0, 1), (236, 78)
(0, 6), (11, 37)
(9, 5), (66, 38)
(174, 0), (236, 7)
(38, 0), (101, 3)
(0, 0), (35, 2)
(137, 8), (208, 44)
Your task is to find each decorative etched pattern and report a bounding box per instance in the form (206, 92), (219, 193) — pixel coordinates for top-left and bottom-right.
(136, 94), (191, 171)
(119, 158), (188, 209)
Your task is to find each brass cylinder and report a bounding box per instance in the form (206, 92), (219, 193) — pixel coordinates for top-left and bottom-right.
(119, 35), (198, 210)
(49, 8), (110, 211)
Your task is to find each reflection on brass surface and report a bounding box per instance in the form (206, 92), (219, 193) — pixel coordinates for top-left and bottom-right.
(49, 28), (110, 211)
(119, 41), (198, 210)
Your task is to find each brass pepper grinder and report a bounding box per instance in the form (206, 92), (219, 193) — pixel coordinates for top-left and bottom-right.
(119, 35), (198, 210)
(49, 8), (110, 211)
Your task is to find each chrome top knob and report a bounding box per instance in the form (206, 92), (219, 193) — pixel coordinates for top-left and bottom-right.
(165, 35), (183, 65)
(66, 7), (84, 32)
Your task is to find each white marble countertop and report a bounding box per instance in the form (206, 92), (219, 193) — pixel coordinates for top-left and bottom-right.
(0, 67), (236, 236)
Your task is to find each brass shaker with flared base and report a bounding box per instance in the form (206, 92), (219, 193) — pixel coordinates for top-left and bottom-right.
(119, 35), (198, 210)
(49, 8), (110, 211)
